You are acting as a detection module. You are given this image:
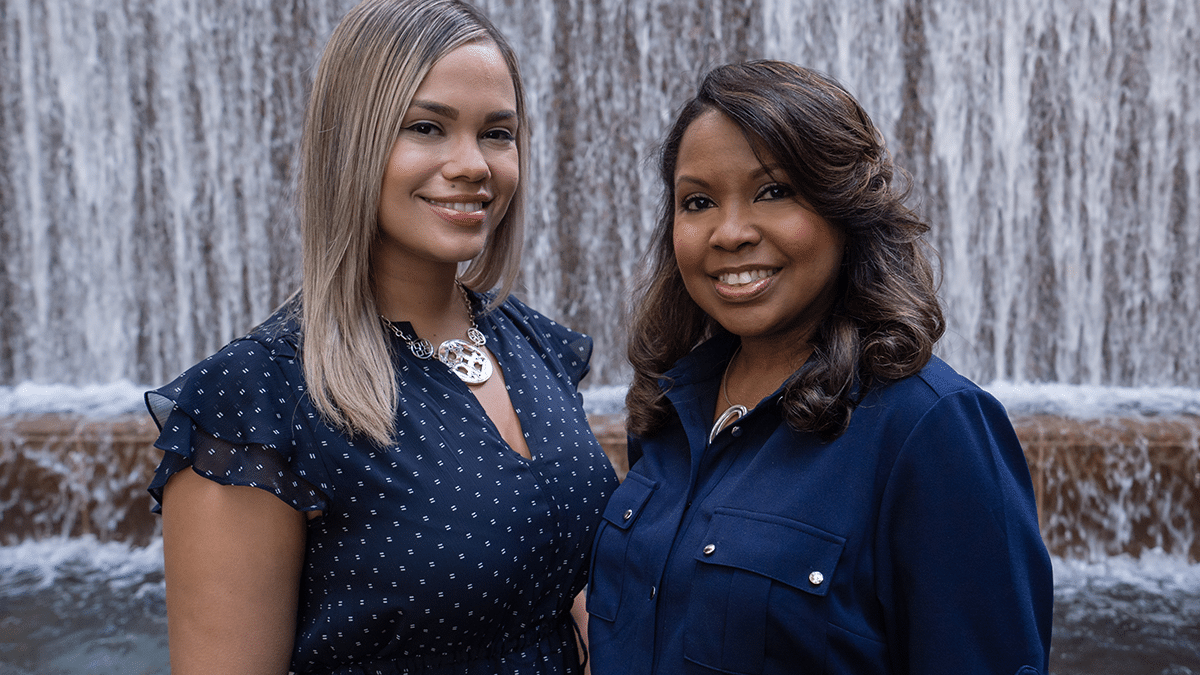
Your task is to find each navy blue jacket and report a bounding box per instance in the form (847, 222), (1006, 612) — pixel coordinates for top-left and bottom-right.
(588, 334), (1052, 674)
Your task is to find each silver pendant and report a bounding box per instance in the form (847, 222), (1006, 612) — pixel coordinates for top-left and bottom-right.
(408, 339), (435, 360)
(708, 404), (748, 445)
(437, 339), (493, 384)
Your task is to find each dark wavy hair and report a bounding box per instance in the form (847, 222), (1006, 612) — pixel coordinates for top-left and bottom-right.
(626, 61), (945, 441)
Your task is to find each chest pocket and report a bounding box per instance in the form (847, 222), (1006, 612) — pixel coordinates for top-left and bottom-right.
(684, 507), (846, 675)
(587, 472), (658, 623)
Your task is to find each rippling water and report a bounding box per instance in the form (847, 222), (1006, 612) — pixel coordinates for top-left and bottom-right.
(0, 540), (166, 675)
(1052, 554), (1200, 674)
(0, 539), (1197, 674)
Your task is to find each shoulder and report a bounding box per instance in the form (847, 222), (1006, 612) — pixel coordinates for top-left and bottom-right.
(845, 356), (1017, 469)
(146, 304), (305, 443)
(185, 302), (301, 377)
(911, 355), (985, 398)
(859, 357), (1022, 484)
(490, 294), (594, 384)
(868, 356), (1006, 423)
(495, 295), (589, 345)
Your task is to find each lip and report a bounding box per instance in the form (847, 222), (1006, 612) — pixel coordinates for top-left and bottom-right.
(710, 267), (780, 301)
(421, 195), (492, 225)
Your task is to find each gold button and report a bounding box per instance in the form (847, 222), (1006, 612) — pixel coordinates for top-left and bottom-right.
(623, 509), (633, 521)
(808, 571), (824, 586)
(702, 544), (716, 555)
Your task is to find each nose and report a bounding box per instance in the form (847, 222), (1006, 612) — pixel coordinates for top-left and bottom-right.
(709, 204), (760, 251)
(443, 137), (490, 183)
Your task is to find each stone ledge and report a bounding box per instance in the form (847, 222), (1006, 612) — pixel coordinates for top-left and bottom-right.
(2, 413), (1197, 560)
(0, 414), (162, 546)
(1015, 414), (1200, 561)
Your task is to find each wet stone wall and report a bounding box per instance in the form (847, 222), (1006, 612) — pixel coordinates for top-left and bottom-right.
(3, 413), (1198, 561)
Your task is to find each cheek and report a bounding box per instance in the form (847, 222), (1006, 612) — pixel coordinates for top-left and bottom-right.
(672, 223), (715, 309)
(672, 221), (706, 276)
(787, 216), (843, 268)
(486, 151), (520, 224)
(494, 151), (520, 193)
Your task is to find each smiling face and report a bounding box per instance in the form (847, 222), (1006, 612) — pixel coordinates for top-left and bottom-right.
(672, 109), (845, 350)
(374, 40), (519, 280)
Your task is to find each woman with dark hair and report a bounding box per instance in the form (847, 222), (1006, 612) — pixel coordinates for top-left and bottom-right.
(144, 1), (617, 673)
(587, 61), (1052, 674)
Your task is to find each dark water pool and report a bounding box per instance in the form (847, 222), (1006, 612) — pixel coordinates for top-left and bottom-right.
(1, 540), (1197, 674)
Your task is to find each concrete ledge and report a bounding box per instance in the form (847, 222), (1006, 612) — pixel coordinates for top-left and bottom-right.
(2, 413), (1198, 560)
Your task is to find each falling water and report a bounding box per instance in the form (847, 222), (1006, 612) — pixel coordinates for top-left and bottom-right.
(1, 0), (1197, 388)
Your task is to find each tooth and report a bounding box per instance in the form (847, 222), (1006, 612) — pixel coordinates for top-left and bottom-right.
(427, 199), (483, 212)
(720, 269), (777, 285)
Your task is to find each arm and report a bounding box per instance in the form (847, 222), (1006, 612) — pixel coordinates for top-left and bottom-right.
(161, 468), (307, 675)
(572, 589), (591, 675)
(878, 390), (1053, 673)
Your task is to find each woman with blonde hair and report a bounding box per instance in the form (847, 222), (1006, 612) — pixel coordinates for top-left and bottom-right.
(145, 1), (617, 673)
(587, 61), (1052, 674)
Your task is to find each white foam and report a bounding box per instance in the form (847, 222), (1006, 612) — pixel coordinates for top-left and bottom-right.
(0, 536), (163, 590)
(581, 382), (1200, 420)
(985, 382), (1200, 419)
(582, 385), (628, 416)
(0, 381), (148, 417)
(2, 380), (1197, 420)
(1052, 548), (1200, 596)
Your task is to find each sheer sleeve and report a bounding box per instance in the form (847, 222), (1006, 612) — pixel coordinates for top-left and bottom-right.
(145, 335), (328, 514)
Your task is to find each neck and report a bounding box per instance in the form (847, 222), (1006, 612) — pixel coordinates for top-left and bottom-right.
(374, 265), (469, 344)
(722, 337), (813, 411)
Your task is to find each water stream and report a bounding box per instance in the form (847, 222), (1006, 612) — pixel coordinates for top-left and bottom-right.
(2, 0), (1197, 388)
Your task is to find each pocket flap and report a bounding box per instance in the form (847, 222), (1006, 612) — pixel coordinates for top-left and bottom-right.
(694, 507), (845, 596)
(600, 471), (657, 530)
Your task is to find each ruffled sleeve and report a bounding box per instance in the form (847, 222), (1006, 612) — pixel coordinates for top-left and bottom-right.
(145, 324), (329, 515)
(497, 295), (593, 390)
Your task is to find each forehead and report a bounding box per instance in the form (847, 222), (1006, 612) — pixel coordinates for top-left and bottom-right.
(676, 110), (776, 180)
(414, 41), (516, 103)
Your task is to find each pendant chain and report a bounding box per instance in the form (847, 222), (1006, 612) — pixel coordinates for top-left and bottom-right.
(380, 281), (493, 384)
(709, 346), (749, 445)
(721, 345), (741, 409)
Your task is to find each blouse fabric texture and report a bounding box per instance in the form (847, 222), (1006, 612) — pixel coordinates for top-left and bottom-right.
(587, 333), (1053, 675)
(146, 294), (619, 675)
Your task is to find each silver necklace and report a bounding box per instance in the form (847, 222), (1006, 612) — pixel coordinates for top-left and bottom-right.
(381, 282), (494, 385)
(708, 348), (749, 445)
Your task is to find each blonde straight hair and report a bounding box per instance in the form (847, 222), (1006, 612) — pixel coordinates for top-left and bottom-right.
(297, 0), (528, 446)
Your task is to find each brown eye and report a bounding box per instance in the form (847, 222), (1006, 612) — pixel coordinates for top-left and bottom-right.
(406, 122), (440, 135)
(681, 195), (715, 212)
(756, 184), (794, 201)
(484, 128), (516, 142)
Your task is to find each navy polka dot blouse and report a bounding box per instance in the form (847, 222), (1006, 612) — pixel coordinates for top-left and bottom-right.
(146, 293), (619, 675)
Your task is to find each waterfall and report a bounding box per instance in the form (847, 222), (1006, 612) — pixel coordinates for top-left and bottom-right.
(2, 0), (1197, 388)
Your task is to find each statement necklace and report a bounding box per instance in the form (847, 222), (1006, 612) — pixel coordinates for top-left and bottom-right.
(708, 348), (749, 445)
(381, 282), (494, 385)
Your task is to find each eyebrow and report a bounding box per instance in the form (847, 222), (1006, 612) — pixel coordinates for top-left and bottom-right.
(674, 174), (710, 190)
(675, 164), (782, 190)
(410, 100), (518, 125)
